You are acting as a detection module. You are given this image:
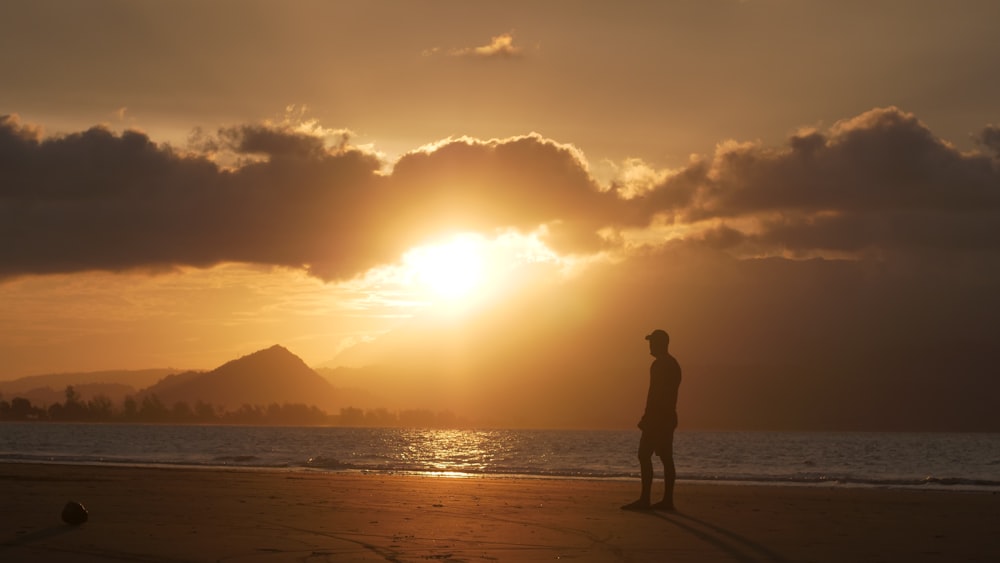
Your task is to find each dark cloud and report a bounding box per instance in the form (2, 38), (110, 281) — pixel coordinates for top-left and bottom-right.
(217, 125), (330, 158)
(975, 124), (1000, 157)
(694, 223), (747, 251)
(3, 107), (999, 280)
(187, 122), (355, 163)
(640, 107), (1000, 257)
(0, 114), (385, 279)
(0, 117), (614, 280)
(384, 135), (620, 253)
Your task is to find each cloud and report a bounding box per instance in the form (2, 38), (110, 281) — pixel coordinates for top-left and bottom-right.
(975, 124), (1000, 157)
(0, 116), (610, 280)
(190, 117), (354, 161)
(0, 114), (386, 279)
(633, 107), (1000, 258)
(383, 134), (620, 254)
(3, 106), (999, 282)
(465, 32), (523, 58)
(425, 33), (525, 59)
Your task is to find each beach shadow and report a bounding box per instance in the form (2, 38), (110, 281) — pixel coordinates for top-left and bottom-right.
(651, 511), (789, 563)
(1, 525), (77, 549)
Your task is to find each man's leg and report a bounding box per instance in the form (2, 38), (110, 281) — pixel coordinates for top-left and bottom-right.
(652, 432), (676, 510)
(651, 454), (675, 510)
(639, 452), (654, 502)
(622, 434), (654, 510)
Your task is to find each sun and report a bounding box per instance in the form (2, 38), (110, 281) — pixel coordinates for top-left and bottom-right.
(403, 234), (488, 302)
(359, 230), (564, 313)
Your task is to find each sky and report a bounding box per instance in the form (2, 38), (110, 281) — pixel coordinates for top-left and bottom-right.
(2, 1), (999, 430)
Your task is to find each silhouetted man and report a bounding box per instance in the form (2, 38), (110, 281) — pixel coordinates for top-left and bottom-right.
(623, 329), (681, 511)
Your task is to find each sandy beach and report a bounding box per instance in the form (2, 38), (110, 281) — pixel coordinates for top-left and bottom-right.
(1, 463), (997, 562)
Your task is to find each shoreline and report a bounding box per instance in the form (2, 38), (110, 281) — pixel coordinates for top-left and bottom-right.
(3, 463), (999, 562)
(3, 459), (998, 494)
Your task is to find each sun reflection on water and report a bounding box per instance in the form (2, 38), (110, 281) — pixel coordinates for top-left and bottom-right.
(401, 429), (514, 476)
(314, 427), (624, 478)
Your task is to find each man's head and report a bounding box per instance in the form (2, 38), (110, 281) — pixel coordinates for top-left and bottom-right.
(645, 329), (669, 357)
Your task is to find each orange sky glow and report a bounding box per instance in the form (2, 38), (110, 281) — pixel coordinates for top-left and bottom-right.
(2, 1), (999, 430)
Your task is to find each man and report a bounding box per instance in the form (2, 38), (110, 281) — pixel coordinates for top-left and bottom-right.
(622, 329), (681, 511)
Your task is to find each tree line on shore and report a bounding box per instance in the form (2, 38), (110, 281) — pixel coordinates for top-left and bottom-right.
(0, 386), (466, 427)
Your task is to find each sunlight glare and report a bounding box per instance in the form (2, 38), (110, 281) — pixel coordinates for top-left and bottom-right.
(347, 230), (566, 315)
(404, 234), (487, 300)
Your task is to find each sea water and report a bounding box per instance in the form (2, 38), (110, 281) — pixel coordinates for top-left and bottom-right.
(1, 423), (998, 491)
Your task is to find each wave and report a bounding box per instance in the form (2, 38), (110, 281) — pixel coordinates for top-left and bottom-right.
(295, 456), (1000, 490)
(678, 473), (1000, 490)
(212, 455), (260, 463)
(4, 452), (1000, 491)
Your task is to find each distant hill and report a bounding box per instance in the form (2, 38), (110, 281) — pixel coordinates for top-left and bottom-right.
(0, 368), (180, 392)
(144, 370), (205, 394)
(139, 345), (336, 411)
(0, 383), (139, 409)
(0, 369), (181, 406)
(315, 367), (385, 410)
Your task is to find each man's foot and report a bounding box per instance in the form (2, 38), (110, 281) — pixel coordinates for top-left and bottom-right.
(650, 500), (675, 511)
(620, 499), (651, 510)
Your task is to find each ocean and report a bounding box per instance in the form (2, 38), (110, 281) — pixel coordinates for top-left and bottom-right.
(2, 423), (998, 491)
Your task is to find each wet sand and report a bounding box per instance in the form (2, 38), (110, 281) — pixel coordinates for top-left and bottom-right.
(2, 463), (997, 562)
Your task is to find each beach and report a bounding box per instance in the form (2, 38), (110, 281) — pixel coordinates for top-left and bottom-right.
(2, 463), (997, 562)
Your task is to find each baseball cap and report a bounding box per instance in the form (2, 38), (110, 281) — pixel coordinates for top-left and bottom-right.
(645, 329), (669, 342)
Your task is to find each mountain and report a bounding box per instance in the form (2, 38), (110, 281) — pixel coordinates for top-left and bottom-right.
(139, 345), (336, 411)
